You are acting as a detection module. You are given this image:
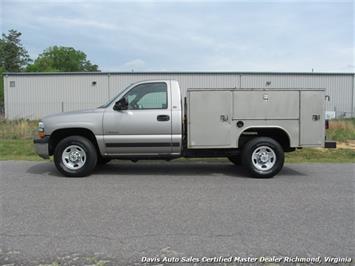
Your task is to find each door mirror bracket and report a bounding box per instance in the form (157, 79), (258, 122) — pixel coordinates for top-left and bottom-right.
(113, 98), (128, 111)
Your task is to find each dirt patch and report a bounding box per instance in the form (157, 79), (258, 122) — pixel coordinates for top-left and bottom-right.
(337, 141), (355, 150)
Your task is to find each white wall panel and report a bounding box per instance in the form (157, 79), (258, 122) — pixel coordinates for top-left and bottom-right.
(4, 73), (354, 119)
(108, 73), (239, 99)
(5, 74), (108, 119)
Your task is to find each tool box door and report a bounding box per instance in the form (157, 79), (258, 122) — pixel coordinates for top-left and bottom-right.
(300, 90), (325, 146)
(188, 90), (233, 148)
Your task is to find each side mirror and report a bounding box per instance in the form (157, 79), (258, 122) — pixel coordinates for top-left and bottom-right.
(113, 98), (128, 111)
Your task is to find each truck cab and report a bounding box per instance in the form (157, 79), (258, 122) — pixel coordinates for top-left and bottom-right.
(101, 80), (182, 156)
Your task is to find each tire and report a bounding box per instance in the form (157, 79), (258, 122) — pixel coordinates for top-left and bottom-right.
(242, 137), (284, 178)
(54, 136), (97, 177)
(228, 155), (241, 165)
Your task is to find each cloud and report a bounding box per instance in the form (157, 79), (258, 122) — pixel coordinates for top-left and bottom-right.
(1, 1), (354, 72)
(120, 59), (146, 71)
(37, 16), (117, 30)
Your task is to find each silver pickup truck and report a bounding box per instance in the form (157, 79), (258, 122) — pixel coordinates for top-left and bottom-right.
(34, 79), (335, 178)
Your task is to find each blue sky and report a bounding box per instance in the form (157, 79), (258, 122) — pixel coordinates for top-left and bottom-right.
(1, 0), (354, 72)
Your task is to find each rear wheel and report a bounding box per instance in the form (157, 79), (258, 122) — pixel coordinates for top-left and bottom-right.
(54, 136), (97, 177)
(242, 137), (284, 178)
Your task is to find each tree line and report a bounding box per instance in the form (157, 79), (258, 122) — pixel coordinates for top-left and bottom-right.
(0, 29), (100, 107)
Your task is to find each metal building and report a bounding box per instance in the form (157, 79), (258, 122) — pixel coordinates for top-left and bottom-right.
(3, 72), (355, 119)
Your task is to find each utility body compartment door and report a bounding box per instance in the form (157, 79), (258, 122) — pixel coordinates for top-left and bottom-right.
(233, 90), (299, 119)
(300, 90), (325, 146)
(188, 90), (233, 148)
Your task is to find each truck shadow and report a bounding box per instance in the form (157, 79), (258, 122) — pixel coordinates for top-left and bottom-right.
(27, 162), (62, 177)
(27, 161), (306, 178)
(94, 162), (305, 178)
(95, 162), (251, 177)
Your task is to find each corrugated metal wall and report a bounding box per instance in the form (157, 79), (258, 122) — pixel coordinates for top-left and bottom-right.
(4, 74), (109, 119)
(4, 72), (354, 119)
(239, 74), (354, 117)
(108, 73), (239, 98)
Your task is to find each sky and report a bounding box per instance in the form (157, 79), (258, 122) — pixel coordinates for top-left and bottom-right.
(0, 0), (354, 72)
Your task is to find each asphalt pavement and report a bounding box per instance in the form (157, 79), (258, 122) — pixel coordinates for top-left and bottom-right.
(0, 160), (354, 265)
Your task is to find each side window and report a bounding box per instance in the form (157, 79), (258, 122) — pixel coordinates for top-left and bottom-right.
(124, 82), (168, 110)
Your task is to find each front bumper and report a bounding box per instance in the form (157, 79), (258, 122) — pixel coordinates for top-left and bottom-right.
(33, 136), (50, 159)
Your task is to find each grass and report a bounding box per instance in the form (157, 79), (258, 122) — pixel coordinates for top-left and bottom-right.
(0, 119), (38, 139)
(0, 118), (354, 162)
(327, 118), (355, 142)
(0, 138), (353, 163)
(0, 119), (43, 160)
(0, 139), (42, 160)
(285, 148), (354, 163)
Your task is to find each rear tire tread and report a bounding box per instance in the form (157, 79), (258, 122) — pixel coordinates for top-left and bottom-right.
(242, 137), (284, 178)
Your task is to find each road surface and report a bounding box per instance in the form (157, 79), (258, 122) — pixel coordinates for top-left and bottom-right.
(0, 161), (354, 265)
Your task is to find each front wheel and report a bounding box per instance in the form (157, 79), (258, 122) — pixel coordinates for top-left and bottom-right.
(242, 137), (284, 178)
(54, 136), (97, 177)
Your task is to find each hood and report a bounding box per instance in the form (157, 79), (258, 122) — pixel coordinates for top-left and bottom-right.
(42, 108), (104, 120)
(40, 107), (105, 135)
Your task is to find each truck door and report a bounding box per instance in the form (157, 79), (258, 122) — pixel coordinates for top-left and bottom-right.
(103, 81), (173, 155)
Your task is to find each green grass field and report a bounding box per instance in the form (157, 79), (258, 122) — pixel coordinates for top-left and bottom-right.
(285, 148), (354, 163)
(0, 119), (44, 160)
(0, 118), (354, 162)
(326, 118), (355, 141)
(0, 119), (38, 139)
(0, 139), (41, 160)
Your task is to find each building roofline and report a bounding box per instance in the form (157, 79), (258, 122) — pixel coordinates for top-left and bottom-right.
(3, 71), (355, 76)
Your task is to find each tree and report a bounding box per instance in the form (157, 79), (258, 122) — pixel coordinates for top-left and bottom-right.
(0, 66), (5, 110)
(0, 29), (31, 71)
(27, 46), (99, 72)
(0, 29), (31, 108)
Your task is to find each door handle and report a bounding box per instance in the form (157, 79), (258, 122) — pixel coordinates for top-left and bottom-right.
(157, 115), (170, 121)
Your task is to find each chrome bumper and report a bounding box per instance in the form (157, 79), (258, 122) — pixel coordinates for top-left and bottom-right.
(33, 136), (50, 159)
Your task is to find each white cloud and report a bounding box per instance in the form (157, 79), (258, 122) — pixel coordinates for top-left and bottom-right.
(120, 59), (146, 71)
(37, 16), (116, 30)
(2, 1), (354, 72)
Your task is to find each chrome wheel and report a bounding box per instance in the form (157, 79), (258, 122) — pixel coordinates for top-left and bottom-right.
(61, 145), (86, 170)
(251, 145), (276, 171)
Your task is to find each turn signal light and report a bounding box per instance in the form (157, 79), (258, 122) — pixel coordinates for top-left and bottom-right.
(38, 130), (45, 139)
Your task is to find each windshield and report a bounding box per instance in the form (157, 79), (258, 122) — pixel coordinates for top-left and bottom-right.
(98, 84), (132, 108)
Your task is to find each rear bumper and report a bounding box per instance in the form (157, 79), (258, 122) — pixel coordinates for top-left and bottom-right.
(324, 140), (337, 148)
(33, 136), (50, 159)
